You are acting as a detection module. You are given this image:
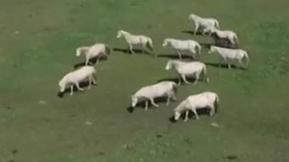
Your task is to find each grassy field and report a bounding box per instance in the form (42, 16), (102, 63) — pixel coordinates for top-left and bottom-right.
(0, 0), (289, 161)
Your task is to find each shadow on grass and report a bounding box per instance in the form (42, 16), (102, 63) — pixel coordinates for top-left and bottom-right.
(211, 35), (239, 49)
(74, 56), (107, 69)
(158, 77), (207, 85)
(126, 96), (176, 113)
(169, 107), (215, 123)
(157, 53), (194, 60)
(113, 47), (151, 55)
(181, 30), (205, 36)
(157, 77), (179, 83)
(205, 62), (247, 70)
(57, 81), (96, 98)
(181, 30), (239, 49)
(200, 42), (214, 49)
(224, 155), (238, 160)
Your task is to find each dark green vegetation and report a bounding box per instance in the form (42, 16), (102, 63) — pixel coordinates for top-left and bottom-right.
(0, 0), (289, 161)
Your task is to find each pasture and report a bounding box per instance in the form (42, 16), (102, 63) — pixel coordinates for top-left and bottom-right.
(0, 0), (289, 161)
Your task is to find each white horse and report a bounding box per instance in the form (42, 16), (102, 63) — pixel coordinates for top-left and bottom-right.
(165, 60), (209, 85)
(174, 91), (219, 121)
(131, 81), (177, 111)
(76, 43), (110, 65)
(205, 27), (239, 47)
(116, 30), (154, 55)
(208, 46), (249, 69)
(188, 13), (220, 35)
(58, 66), (97, 96)
(162, 38), (202, 59)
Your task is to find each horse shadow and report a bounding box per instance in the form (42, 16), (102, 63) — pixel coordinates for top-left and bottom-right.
(57, 81), (96, 98)
(73, 56), (107, 69)
(126, 96), (176, 113)
(181, 30), (205, 36)
(210, 35), (239, 49)
(113, 47), (151, 55)
(181, 30), (239, 49)
(200, 42), (214, 49)
(205, 62), (246, 70)
(157, 78), (179, 83)
(157, 76), (207, 85)
(169, 107), (214, 123)
(157, 53), (194, 60)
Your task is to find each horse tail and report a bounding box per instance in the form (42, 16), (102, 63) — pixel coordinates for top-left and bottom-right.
(202, 65), (209, 82)
(146, 38), (154, 51)
(243, 51), (250, 68)
(196, 43), (202, 55)
(233, 34), (239, 47)
(214, 94), (220, 113)
(105, 44), (111, 55)
(172, 82), (178, 94)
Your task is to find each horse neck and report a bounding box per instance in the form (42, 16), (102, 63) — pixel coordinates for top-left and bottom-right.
(175, 100), (187, 112)
(165, 38), (175, 46)
(211, 47), (220, 53)
(192, 14), (201, 21)
(77, 47), (89, 55)
(168, 60), (178, 68)
(121, 31), (132, 38)
(167, 39), (175, 44)
(59, 77), (67, 88)
(172, 60), (183, 68)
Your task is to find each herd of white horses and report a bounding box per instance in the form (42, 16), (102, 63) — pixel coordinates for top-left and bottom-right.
(58, 13), (250, 122)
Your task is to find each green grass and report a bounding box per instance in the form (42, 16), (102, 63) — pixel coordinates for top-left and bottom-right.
(0, 0), (289, 161)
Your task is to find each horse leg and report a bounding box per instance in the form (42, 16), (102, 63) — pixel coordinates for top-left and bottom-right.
(91, 75), (97, 85)
(209, 105), (215, 116)
(87, 77), (92, 89)
(228, 63), (231, 69)
(96, 58), (100, 65)
(70, 85), (74, 96)
(194, 23), (199, 35)
(150, 98), (159, 107)
(224, 58), (231, 69)
(166, 93), (171, 106)
(145, 101), (149, 111)
(129, 44), (134, 54)
(182, 75), (191, 84)
(178, 76), (182, 85)
(75, 82), (84, 91)
(184, 110), (189, 122)
(142, 43), (146, 53)
(219, 58), (224, 67)
(177, 50), (182, 59)
(192, 108), (199, 120)
(85, 58), (90, 65)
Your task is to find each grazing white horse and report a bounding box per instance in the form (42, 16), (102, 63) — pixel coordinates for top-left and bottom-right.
(165, 60), (209, 85)
(116, 30), (154, 55)
(208, 46), (249, 69)
(205, 27), (239, 47)
(188, 13), (220, 35)
(76, 43), (110, 65)
(174, 91), (219, 121)
(58, 66), (97, 96)
(131, 81), (177, 111)
(162, 38), (202, 59)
